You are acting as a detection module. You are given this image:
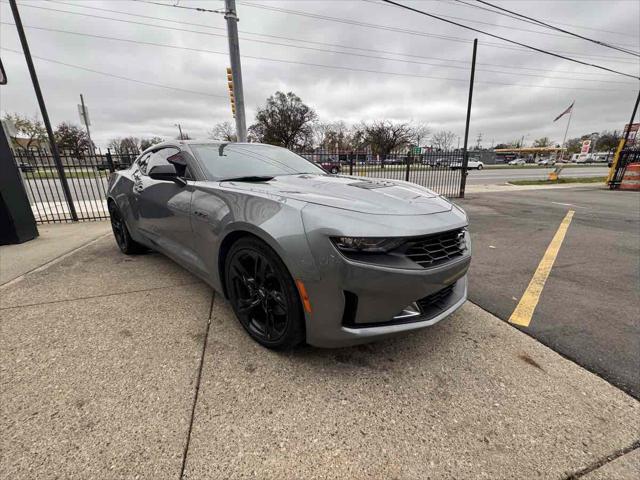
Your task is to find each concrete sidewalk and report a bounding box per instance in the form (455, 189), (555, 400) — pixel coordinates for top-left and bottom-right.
(1, 226), (638, 479)
(0, 221), (111, 285)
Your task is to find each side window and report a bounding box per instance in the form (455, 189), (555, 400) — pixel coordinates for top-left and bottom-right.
(144, 148), (179, 175)
(136, 153), (152, 175)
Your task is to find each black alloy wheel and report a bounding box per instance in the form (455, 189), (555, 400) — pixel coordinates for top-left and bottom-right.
(225, 238), (304, 349)
(330, 166), (339, 174)
(108, 202), (145, 254)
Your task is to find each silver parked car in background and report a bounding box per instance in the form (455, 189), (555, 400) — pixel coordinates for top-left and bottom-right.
(107, 142), (471, 349)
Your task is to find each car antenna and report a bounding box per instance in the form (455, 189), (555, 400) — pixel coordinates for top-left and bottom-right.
(219, 143), (228, 156)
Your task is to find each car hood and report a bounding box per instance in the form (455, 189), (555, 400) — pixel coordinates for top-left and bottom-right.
(222, 174), (453, 215)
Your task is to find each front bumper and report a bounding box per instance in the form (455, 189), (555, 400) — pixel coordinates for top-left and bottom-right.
(300, 207), (471, 348)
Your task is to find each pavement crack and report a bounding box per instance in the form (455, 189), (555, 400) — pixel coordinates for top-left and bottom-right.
(180, 289), (215, 480)
(0, 282), (202, 311)
(562, 439), (640, 479)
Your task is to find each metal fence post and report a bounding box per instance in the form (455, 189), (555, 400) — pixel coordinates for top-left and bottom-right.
(460, 38), (477, 199)
(106, 149), (115, 173)
(405, 151), (411, 182)
(10, 0), (78, 221)
(349, 152), (354, 176)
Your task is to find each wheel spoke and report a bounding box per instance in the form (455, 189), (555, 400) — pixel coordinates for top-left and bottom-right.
(254, 255), (265, 284)
(237, 295), (261, 313)
(264, 309), (275, 340)
(232, 263), (253, 286)
(268, 291), (287, 315)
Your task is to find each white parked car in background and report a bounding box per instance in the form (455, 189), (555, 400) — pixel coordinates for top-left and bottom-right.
(450, 157), (484, 170)
(508, 158), (526, 166)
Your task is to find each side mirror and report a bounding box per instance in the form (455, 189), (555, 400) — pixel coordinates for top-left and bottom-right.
(167, 150), (195, 167)
(148, 164), (186, 186)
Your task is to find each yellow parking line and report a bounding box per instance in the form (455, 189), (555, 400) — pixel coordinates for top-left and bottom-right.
(509, 210), (575, 327)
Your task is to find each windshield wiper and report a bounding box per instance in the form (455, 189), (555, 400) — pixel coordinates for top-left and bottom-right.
(220, 175), (275, 182)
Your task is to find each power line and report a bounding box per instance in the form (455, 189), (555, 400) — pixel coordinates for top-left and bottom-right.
(135, 0), (225, 14)
(43, 0), (629, 77)
(472, 0), (639, 57)
(363, 0), (640, 49)
(4, 21), (635, 86)
(378, 0), (639, 79)
(0, 23), (633, 93)
(0, 47), (226, 98)
(234, 1), (640, 64)
(21, 0), (639, 66)
(440, 0), (639, 38)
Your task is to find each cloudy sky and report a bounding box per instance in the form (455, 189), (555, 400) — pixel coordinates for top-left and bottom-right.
(1, 0), (638, 148)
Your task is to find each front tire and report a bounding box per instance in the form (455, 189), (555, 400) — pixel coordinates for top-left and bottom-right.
(225, 237), (305, 350)
(108, 202), (145, 255)
(477, 164), (483, 170)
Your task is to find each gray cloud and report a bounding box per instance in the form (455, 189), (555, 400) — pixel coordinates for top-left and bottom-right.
(1, 0), (638, 148)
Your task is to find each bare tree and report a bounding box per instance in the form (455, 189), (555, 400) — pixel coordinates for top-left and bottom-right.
(120, 136), (141, 153)
(361, 120), (413, 157)
(140, 136), (164, 151)
(248, 91), (317, 150)
(107, 137), (123, 155)
(3, 112), (47, 153)
(209, 121), (237, 142)
(431, 130), (457, 151)
(533, 136), (552, 147)
(313, 121), (349, 150)
(410, 123), (430, 147)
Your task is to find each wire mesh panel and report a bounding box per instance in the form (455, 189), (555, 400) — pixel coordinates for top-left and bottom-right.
(11, 149), (136, 223)
(299, 150), (465, 198)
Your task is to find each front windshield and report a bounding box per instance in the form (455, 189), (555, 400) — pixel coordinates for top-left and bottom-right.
(190, 144), (325, 180)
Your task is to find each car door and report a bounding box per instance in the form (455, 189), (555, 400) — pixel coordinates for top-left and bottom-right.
(134, 147), (196, 264)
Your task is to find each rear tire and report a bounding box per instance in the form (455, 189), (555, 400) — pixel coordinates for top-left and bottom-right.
(108, 202), (145, 255)
(330, 167), (339, 174)
(225, 237), (305, 350)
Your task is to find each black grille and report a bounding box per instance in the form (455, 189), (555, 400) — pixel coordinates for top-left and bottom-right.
(416, 283), (455, 312)
(404, 228), (466, 268)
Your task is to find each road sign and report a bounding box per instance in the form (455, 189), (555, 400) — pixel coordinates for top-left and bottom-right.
(623, 123), (639, 146)
(411, 146), (422, 155)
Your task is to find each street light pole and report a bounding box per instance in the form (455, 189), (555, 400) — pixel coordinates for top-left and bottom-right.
(175, 123), (184, 140)
(224, 0), (247, 142)
(9, 0), (78, 221)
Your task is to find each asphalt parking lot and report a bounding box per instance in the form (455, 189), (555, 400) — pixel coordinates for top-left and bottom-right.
(459, 186), (640, 399)
(1, 205), (639, 479)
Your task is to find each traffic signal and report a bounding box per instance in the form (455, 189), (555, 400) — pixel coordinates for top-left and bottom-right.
(226, 67), (236, 118)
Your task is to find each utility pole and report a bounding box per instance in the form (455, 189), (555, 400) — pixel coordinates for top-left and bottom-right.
(224, 0), (247, 142)
(175, 123), (184, 140)
(79, 94), (94, 155)
(560, 102), (574, 160)
(460, 38), (477, 198)
(9, 0), (78, 221)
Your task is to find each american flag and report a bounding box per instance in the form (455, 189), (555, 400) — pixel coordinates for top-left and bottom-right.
(553, 101), (575, 122)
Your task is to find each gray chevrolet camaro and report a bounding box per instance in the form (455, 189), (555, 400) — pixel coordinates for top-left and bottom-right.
(107, 141), (471, 349)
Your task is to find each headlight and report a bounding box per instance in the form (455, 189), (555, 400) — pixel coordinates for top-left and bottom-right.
(331, 237), (404, 253)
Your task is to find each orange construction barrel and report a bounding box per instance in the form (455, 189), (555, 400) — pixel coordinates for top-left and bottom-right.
(619, 163), (640, 191)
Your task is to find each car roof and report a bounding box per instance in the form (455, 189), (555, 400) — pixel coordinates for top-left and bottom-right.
(140, 141), (276, 155)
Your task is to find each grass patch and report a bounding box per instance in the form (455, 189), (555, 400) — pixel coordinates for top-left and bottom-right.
(508, 176), (606, 186)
